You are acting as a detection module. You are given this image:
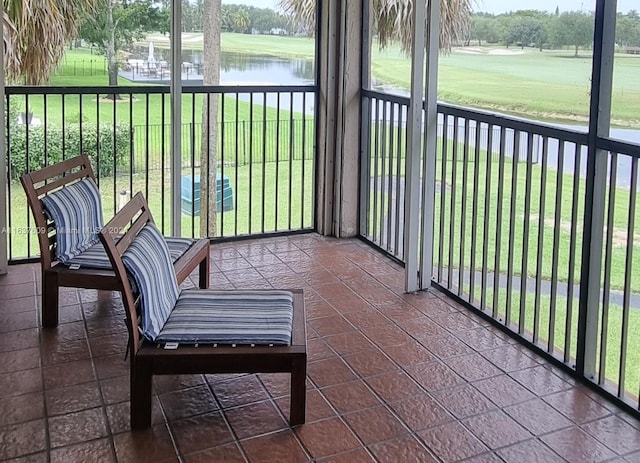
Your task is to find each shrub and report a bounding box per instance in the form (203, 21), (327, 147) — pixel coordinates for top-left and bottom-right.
(8, 122), (132, 179)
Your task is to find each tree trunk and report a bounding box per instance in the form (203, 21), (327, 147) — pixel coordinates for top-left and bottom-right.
(106, 2), (119, 92)
(574, 44), (579, 57)
(200, 0), (221, 238)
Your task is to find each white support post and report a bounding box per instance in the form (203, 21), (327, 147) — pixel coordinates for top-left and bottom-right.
(403, 0), (426, 292)
(577, 0), (616, 378)
(170, 0), (182, 237)
(419, 0), (441, 289)
(0, 0), (8, 274)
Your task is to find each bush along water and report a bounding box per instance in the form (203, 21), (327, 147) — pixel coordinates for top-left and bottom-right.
(9, 122), (132, 179)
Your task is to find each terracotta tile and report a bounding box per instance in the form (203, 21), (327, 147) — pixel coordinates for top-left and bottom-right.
(41, 338), (90, 365)
(504, 398), (573, 435)
(509, 365), (573, 396)
(542, 388), (612, 424)
(418, 421), (488, 462)
(48, 407), (108, 448)
(308, 338), (336, 362)
(321, 380), (380, 414)
(365, 370), (423, 402)
(2, 452), (48, 463)
(343, 405), (406, 444)
(225, 400), (288, 439)
(242, 429), (309, 463)
(407, 361), (464, 392)
(582, 415), (640, 454)
(46, 381), (103, 416)
(259, 373), (291, 398)
(0, 311), (38, 333)
(89, 332), (128, 358)
(160, 385), (218, 421)
(0, 391), (44, 426)
(183, 443), (246, 463)
(343, 349), (397, 378)
(113, 424), (179, 463)
(316, 448), (375, 463)
(100, 375), (130, 405)
(171, 411), (234, 454)
(153, 374), (206, 394)
(106, 397), (165, 434)
(0, 328), (39, 352)
(324, 332), (375, 356)
(361, 325), (413, 348)
(93, 355), (129, 380)
(308, 357), (356, 388)
(496, 439), (566, 463)
(50, 438), (116, 463)
(395, 316), (448, 339)
(295, 417), (360, 458)
(473, 374), (535, 407)
(0, 347), (40, 374)
(445, 353), (502, 382)
(86, 315), (127, 337)
(0, 419), (47, 460)
(375, 300), (425, 321)
(305, 299), (339, 320)
(480, 344), (541, 372)
(431, 383), (497, 419)
(369, 434), (438, 463)
(343, 309), (390, 330)
(43, 359), (96, 389)
(454, 327), (512, 351)
(541, 427), (616, 463)
(421, 333), (475, 359)
(0, 368), (43, 397)
(41, 321), (86, 343)
(212, 374), (269, 409)
(308, 315), (355, 337)
(58, 304), (84, 324)
(463, 410), (531, 450)
(0, 282), (36, 300)
(276, 389), (336, 423)
(389, 393), (452, 432)
(384, 340), (435, 367)
(82, 297), (125, 320)
(462, 452), (504, 463)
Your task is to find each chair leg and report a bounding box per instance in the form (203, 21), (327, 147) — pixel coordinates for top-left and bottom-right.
(199, 253), (210, 289)
(289, 356), (306, 426)
(42, 271), (59, 328)
(130, 361), (153, 430)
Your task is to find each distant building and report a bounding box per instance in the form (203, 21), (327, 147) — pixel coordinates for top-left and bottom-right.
(270, 28), (288, 36)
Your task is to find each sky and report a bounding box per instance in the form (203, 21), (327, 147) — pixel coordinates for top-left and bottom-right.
(223, 0), (636, 15)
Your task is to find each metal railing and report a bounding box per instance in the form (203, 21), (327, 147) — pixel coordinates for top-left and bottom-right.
(360, 89), (640, 412)
(5, 84), (316, 261)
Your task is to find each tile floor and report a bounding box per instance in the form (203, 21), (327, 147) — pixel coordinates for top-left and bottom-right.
(1, 234), (640, 462)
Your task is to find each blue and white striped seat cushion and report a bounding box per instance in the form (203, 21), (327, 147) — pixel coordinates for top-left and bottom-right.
(156, 289), (294, 346)
(122, 222), (180, 340)
(41, 177), (103, 264)
(67, 236), (195, 269)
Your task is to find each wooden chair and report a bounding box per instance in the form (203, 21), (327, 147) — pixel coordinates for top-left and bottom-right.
(21, 154), (210, 327)
(99, 193), (306, 429)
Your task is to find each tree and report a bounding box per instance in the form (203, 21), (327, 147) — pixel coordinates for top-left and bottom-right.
(549, 11), (593, 56)
(233, 7), (249, 33)
(279, 0), (472, 53)
(79, 0), (169, 87)
(616, 11), (640, 48)
(507, 16), (546, 49)
(469, 14), (500, 46)
(200, 0), (221, 237)
(3, 0), (97, 84)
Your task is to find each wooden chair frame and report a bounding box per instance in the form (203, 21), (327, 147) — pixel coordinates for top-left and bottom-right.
(99, 193), (307, 429)
(21, 155), (210, 328)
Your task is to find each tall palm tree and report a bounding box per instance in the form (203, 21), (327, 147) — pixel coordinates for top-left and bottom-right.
(279, 0), (472, 52)
(3, 0), (97, 84)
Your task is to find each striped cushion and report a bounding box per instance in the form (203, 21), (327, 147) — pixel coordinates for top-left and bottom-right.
(156, 289), (294, 346)
(67, 236), (195, 269)
(122, 222), (180, 341)
(41, 177), (103, 263)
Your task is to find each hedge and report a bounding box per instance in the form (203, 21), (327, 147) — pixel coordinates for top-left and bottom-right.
(8, 122), (132, 179)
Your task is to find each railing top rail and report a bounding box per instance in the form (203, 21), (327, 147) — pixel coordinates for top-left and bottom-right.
(6, 84), (316, 96)
(598, 137), (640, 158)
(362, 89), (410, 106)
(437, 102), (590, 145)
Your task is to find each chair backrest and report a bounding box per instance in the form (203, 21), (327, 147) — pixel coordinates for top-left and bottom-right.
(98, 192), (158, 352)
(20, 155), (97, 270)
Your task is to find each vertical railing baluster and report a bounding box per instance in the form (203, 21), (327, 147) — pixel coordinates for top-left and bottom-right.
(470, 120), (481, 304)
(520, 132), (534, 336)
(220, 94), (226, 237)
(481, 123), (493, 312)
(301, 92), (307, 228)
(438, 114), (449, 282)
(234, 93), (239, 236)
(275, 93), (281, 231)
(619, 155), (637, 397)
(112, 94), (117, 216)
(550, 140), (566, 347)
(288, 91), (294, 231)
(448, 116), (459, 289)
(506, 130), (520, 329)
(249, 93), (254, 234)
(262, 91), (267, 233)
(161, 95), (166, 234)
(372, 99), (380, 243)
(386, 103), (396, 252)
(459, 118), (470, 298)
(493, 127), (507, 320)
(380, 100), (388, 246)
(534, 137), (549, 344)
(191, 92), (197, 238)
(394, 103), (403, 256)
